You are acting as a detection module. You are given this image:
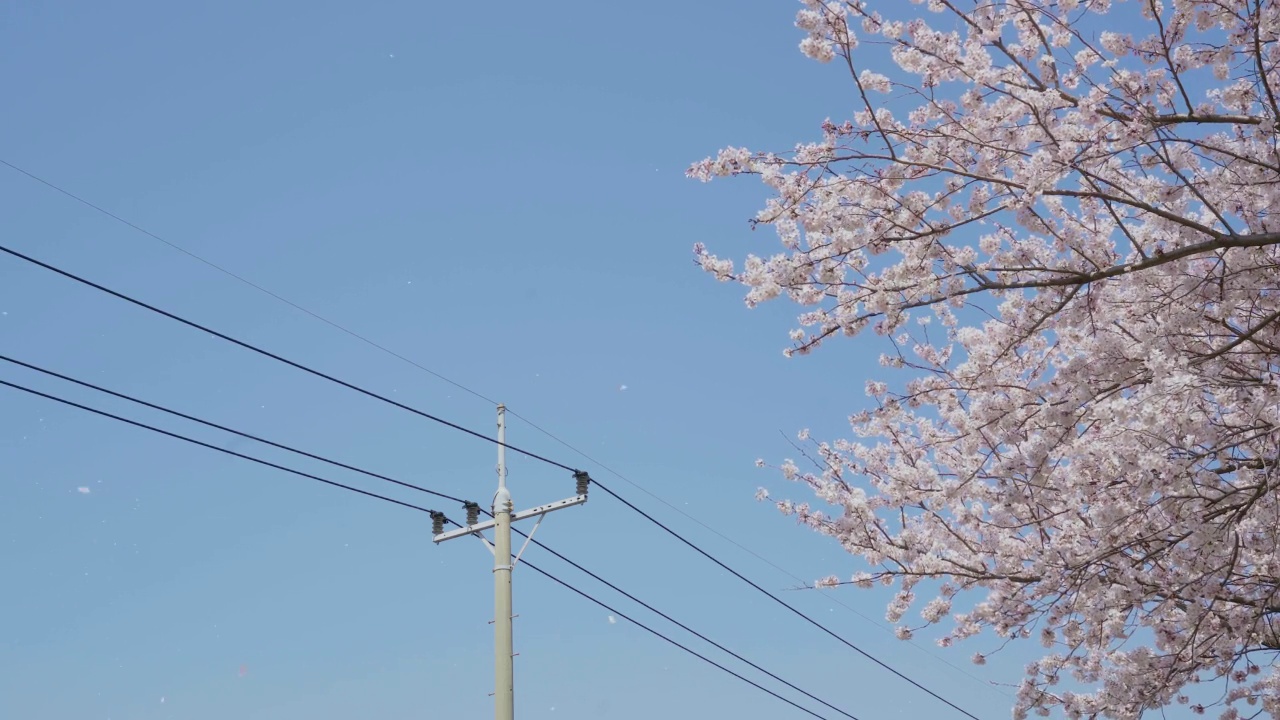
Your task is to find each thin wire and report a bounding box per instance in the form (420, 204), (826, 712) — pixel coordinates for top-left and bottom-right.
(0, 243), (575, 472)
(0, 378), (437, 513)
(0, 160), (1002, 697)
(588, 478), (985, 720)
(0, 368), (841, 720)
(520, 558), (832, 720)
(436, 522), (835, 720)
(3, 352), (859, 720)
(0, 158), (499, 407)
(515, 526), (862, 720)
(0, 353), (467, 506)
(509, 407), (808, 570)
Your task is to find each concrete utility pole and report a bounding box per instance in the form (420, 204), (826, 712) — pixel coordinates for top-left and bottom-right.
(432, 404), (589, 720)
(492, 404), (515, 720)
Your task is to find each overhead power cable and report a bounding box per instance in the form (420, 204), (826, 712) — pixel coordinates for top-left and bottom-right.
(0, 158), (497, 407)
(0, 244), (983, 720)
(1, 353), (860, 720)
(0, 353), (466, 506)
(515, 525), (861, 720)
(586, 477), (982, 720)
(518, 554), (834, 720)
(0, 378), (437, 514)
(0, 376), (840, 720)
(0, 243), (573, 472)
(0, 160), (1003, 699)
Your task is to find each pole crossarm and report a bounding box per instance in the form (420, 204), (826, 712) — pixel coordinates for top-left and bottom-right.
(432, 494), (587, 544)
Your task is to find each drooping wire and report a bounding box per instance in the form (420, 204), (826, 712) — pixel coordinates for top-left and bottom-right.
(521, 559), (834, 720)
(1, 353), (860, 720)
(0, 243), (573, 472)
(0, 158), (499, 408)
(513, 525), (862, 720)
(0, 374), (839, 720)
(509, 405), (810, 578)
(586, 477), (984, 720)
(0, 161), (1004, 698)
(0, 378), (438, 514)
(0, 353), (467, 506)
(0, 244), (984, 719)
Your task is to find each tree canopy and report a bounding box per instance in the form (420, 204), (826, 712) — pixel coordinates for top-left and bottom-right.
(691, 1), (1280, 717)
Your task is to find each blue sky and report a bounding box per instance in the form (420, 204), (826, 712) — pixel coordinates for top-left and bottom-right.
(1, 2), (1026, 719)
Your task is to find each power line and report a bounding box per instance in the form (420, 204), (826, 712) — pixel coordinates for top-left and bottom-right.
(587, 477), (984, 720)
(511, 405), (811, 579)
(0, 244), (983, 719)
(0, 158), (499, 407)
(0, 378), (439, 514)
(518, 554), (835, 720)
(0, 353), (467, 506)
(515, 526), (861, 720)
(0, 243), (574, 472)
(2, 352), (860, 720)
(0, 160), (1002, 698)
(0, 377), (840, 720)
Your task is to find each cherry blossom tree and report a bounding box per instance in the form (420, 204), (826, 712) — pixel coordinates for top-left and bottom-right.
(690, 1), (1280, 717)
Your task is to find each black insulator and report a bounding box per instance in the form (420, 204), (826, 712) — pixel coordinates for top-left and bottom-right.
(463, 501), (480, 526)
(430, 511), (445, 535)
(574, 471), (590, 496)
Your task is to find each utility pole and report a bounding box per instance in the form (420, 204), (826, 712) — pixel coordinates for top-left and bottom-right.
(492, 404), (515, 720)
(431, 404), (589, 720)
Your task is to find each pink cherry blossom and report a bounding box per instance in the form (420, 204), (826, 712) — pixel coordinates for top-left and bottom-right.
(692, 1), (1280, 718)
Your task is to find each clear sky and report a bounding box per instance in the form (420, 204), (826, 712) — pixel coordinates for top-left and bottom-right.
(1, 2), (1028, 719)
